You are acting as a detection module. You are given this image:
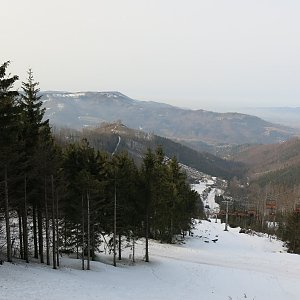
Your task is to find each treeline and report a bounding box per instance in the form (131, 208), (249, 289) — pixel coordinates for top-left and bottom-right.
(0, 62), (201, 267)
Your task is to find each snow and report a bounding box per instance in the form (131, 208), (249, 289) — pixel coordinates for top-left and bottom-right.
(192, 180), (220, 213)
(1, 185), (300, 299)
(191, 181), (207, 194)
(112, 136), (121, 156)
(57, 103), (64, 111)
(60, 93), (86, 98)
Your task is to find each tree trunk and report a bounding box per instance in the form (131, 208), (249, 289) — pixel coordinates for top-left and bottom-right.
(81, 194), (85, 270)
(45, 176), (50, 265)
(56, 192), (59, 267)
(87, 191), (90, 270)
(4, 165), (12, 262)
(64, 219), (67, 252)
(76, 224), (79, 259)
(118, 233), (122, 260)
(113, 180), (117, 267)
(132, 234), (135, 263)
(37, 201), (44, 263)
(91, 213), (95, 260)
(23, 175), (29, 263)
(51, 175), (57, 269)
(170, 218), (173, 244)
(32, 201), (38, 259)
(145, 206), (149, 262)
(18, 210), (23, 259)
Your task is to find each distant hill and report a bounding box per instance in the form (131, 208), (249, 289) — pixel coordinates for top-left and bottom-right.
(233, 138), (300, 186)
(55, 122), (246, 180)
(42, 91), (298, 152)
(237, 107), (300, 129)
(233, 138), (300, 175)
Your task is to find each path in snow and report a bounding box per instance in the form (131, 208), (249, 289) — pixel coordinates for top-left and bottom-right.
(112, 136), (121, 156)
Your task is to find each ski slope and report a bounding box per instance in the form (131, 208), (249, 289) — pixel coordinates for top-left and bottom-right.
(1, 220), (299, 300)
(1, 184), (300, 300)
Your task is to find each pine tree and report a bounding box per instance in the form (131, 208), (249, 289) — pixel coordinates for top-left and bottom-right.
(62, 140), (104, 263)
(167, 156), (197, 239)
(20, 69), (48, 149)
(0, 61), (20, 262)
(20, 69), (51, 262)
(141, 148), (156, 262)
(0, 61), (20, 149)
(283, 212), (300, 253)
(0, 61), (20, 164)
(112, 152), (139, 260)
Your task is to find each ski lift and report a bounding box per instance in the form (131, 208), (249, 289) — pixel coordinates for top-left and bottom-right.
(266, 200), (276, 209)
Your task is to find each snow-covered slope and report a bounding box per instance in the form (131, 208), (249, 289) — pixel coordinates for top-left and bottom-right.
(1, 219), (299, 300)
(1, 207), (300, 300)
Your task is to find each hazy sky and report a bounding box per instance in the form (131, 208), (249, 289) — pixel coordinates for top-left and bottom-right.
(1, 0), (300, 111)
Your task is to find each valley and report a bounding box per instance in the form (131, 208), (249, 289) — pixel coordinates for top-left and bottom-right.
(2, 81), (300, 299)
(2, 2), (300, 299)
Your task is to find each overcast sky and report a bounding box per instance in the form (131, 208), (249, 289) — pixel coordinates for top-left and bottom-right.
(1, 0), (300, 111)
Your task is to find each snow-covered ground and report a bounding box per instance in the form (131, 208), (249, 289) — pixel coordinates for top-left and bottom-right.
(1, 183), (300, 300)
(192, 179), (220, 215)
(1, 219), (300, 300)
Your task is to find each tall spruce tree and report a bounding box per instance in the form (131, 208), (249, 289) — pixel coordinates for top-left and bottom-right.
(21, 69), (49, 150)
(0, 61), (20, 161)
(141, 148), (156, 262)
(20, 69), (39, 259)
(112, 152), (139, 260)
(20, 69), (51, 262)
(0, 61), (20, 147)
(167, 156), (197, 239)
(0, 61), (20, 262)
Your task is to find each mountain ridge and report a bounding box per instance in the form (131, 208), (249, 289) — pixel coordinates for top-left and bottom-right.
(42, 91), (299, 151)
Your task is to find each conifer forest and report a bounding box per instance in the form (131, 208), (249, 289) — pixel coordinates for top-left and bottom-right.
(0, 61), (201, 268)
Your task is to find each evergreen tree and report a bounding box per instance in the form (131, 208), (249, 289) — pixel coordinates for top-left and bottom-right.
(19, 69), (51, 261)
(0, 61), (20, 150)
(0, 61), (21, 164)
(20, 69), (48, 150)
(282, 212), (300, 253)
(141, 148), (156, 262)
(61, 139), (105, 263)
(112, 152), (139, 260)
(0, 61), (20, 262)
(151, 147), (172, 242)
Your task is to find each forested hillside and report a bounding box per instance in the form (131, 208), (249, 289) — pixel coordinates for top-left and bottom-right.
(233, 138), (300, 179)
(54, 122), (246, 180)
